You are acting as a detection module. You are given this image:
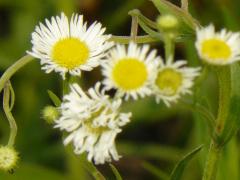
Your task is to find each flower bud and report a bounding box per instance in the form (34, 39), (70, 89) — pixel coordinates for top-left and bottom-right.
(157, 14), (179, 39)
(0, 146), (18, 172)
(42, 106), (59, 124)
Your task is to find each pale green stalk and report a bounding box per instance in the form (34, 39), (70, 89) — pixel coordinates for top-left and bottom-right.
(0, 55), (34, 147)
(3, 82), (17, 147)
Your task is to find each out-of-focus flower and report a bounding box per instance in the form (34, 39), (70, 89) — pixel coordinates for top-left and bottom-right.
(195, 24), (240, 65)
(0, 146), (18, 172)
(153, 60), (201, 106)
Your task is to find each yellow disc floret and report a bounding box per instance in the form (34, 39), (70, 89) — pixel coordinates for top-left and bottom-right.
(155, 68), (182, 96)
(201, 39), (231, 60)
(52, 38), (89, 69)
(0, 146), (18, 172)
(112, 58), (148, 90)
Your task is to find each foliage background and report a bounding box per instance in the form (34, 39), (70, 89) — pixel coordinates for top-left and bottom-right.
(0, 0), (239, 179)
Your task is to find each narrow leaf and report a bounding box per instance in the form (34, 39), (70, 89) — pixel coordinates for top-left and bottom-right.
(47, 90), (62, 107)
(170, 145), (203, 180)
(110, 164), (122, 180)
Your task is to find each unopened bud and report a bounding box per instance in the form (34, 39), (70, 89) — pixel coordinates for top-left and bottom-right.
(42, 106), (59, 124)
(157, 14), (179, 30)
(0, 146), (18, 172)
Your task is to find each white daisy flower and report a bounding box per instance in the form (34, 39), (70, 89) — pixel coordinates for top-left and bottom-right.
(153, 60), (201, 107)
(28, 12), (113, 78)
(101, 42), (160, 100)
(55, 82), (131, 164)
(195, 24), (240, 65)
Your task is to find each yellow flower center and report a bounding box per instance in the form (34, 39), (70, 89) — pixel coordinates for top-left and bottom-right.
(201, 39), (231, 60)
(52, 38), (89, 69)
(112, 58), (148, 90)
(155, 68), (182, 96)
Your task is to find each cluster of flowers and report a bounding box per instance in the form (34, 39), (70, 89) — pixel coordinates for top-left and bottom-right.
(28, 13), (240, 164)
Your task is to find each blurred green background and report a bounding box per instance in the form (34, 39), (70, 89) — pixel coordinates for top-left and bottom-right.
(0, 0), (239, 179)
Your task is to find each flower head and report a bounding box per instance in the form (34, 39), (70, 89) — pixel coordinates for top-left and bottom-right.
(0, 146), (18, 172)
(195, 24), (240, 65)
(55, 82), (131, 164)
(101, 42), (160, 100)
(28, 12), (113, 78)
(153, 60), (201, 107)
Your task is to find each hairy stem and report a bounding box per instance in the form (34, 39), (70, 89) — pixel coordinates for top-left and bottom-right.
(202, 67), (231, 180)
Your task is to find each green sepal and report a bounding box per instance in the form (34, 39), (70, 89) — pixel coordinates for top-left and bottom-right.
(47, 90), (62, 107)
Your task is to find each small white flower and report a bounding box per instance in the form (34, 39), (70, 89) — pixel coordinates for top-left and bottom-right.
(28, 12), (113, 78)
(101, 42), (160, 100)
(55, 82), (131, 164)
(195, 24), (240, 65)
(153, 59), (201, 107)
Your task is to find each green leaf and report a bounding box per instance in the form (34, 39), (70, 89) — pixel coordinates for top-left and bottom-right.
(170, 145), (203, 180)
(47, 90), (62, 107)
(110, 164), (122, 180)
(150, 0), (200, 31)
(142, 161), (169, 180)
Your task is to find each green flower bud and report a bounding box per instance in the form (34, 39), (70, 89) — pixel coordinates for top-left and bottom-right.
(42, 106), (59, 124)
(157, 14), (179, 30)
(0, 146), (18, 172)
(157, 14), (179, 39)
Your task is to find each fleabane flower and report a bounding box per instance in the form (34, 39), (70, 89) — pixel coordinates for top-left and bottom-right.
(28, 12), (113, 78)
(195, 24), (240, 65)
(0, 146), (18, 172)
(55, 82), (131, 164)
(101, 42), (160, 100)
(153, 60), (201, 107)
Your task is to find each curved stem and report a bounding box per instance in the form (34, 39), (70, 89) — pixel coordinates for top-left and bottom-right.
(3, 82), (17, 147)
(0, 55), (35, 94)
(202, 67), (231, 180)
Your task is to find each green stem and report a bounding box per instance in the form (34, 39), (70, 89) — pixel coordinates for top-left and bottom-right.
(164, 36), (175, 63)
(130, 14), (139, 42)
(0, 55), (35, 94)
(202, 67), (231, 180)
(109, 35), (157, 44)
(181, 0), (189, 12)
(3, 82), (17, 147)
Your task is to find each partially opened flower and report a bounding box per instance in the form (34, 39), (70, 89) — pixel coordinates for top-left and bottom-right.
(101, 42), (160, 100)
(55, 82), (131, 164)
(153, 60), (201, 107)
(195, 24), (240, 65)
(28, 13), (113, 78)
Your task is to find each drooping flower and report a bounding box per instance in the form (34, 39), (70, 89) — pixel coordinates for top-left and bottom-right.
(101, 42), (160, 100)
(0, 146), (18, 172)
(55, 82), (131, 164)
(195, 24), (240, 65)
(153, 59), (201, 107)
(28, 12), (113, 78)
